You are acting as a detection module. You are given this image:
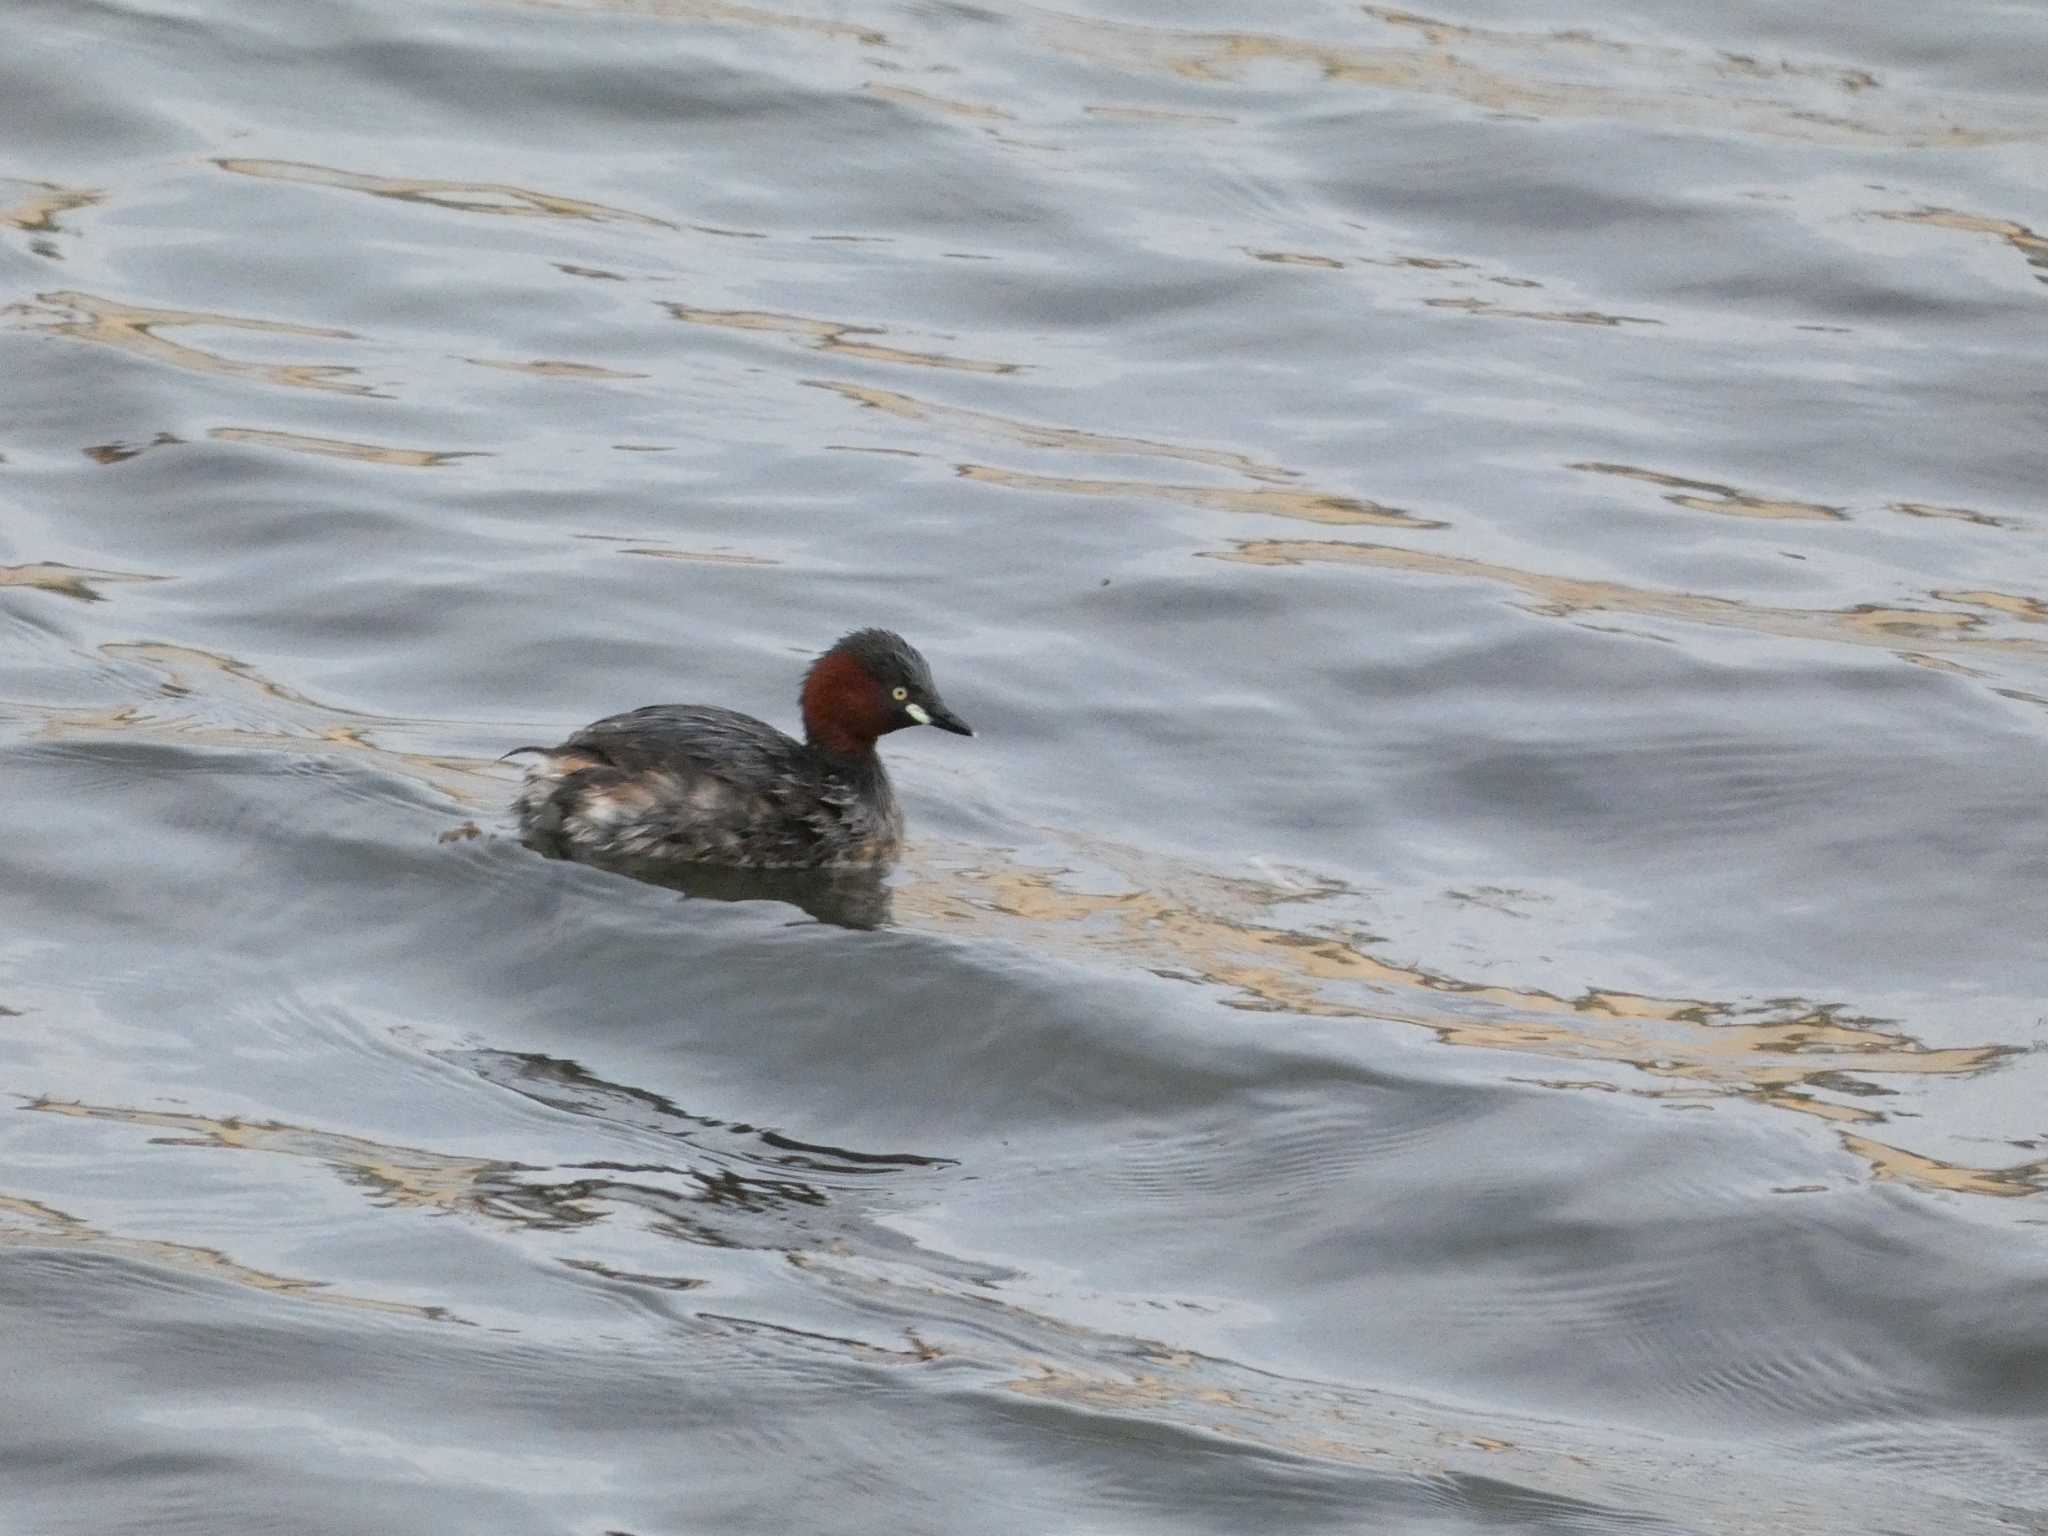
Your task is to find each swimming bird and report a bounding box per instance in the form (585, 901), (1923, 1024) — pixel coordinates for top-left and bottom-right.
(510, 628), (972, 869)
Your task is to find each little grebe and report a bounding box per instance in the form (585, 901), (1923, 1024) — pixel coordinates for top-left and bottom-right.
(510, 628), (972, 869)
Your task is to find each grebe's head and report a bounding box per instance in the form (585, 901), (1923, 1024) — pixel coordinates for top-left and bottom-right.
(800, 628), (973, 756)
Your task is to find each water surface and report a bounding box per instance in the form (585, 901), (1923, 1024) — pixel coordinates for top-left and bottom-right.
(4, 0), (2047, 1531)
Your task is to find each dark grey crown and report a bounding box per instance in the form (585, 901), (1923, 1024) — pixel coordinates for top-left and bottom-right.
(827, 628), (934, 690)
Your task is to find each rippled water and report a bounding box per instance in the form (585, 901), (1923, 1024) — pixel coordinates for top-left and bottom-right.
(4, 0), (2047, 1530)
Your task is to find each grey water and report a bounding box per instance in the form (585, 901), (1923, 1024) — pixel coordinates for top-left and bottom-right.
(2, 0), (2046, 1531)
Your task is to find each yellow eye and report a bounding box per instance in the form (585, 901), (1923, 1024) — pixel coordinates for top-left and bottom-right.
(891, 686), (909, 701)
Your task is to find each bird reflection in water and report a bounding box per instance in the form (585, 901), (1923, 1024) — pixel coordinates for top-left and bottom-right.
(538, 850), (894, 930)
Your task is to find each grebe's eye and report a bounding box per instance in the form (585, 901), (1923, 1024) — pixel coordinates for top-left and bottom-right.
(891, 686), (909, 701)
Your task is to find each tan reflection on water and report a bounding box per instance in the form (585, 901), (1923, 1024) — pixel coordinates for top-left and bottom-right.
(1424, 297), (1661, 327)
(0, 562), (169, 603)
(866, 83), (1015, 121)
(29, 1100), (534, 1222)
(0, 179), (102, 236)
(1934, 590), (2048, 623)
(215, 158), (674, 227)
(805, 378), (1302, 484)
(959, 464), (1445, 528)
(1355, 4), (1882, 91)
(1082, 104), (1237, 125)
(1874, 208), (2048, 281)
(0, 1190), (456, 1321)
(663, 303), (1022, 374)
(1840, 1134), (2048, 1198)
(894, 845), (2034, 1196)
(31, 641), (514, 808)
(791, 1246), (1486, 1469)
(574, 532), (779, 565)
(614, 546), (780, 565)
(209, 427), (483, 468)
(479, 0), (886, 44)
(464, 357), (649, 380)
(1247, 249), (1344, 268)
(1893, 501), (2024, 531)
(26, 1082), (840, 1268)
(1209, 538), (2048, 667)
(9, 291), (372, 395)
(1030, 7), (2026, 147)
(783, 1251), (1956, 1529)
(84, 431), (184, 465)
(1572, 462), (1846, 522)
